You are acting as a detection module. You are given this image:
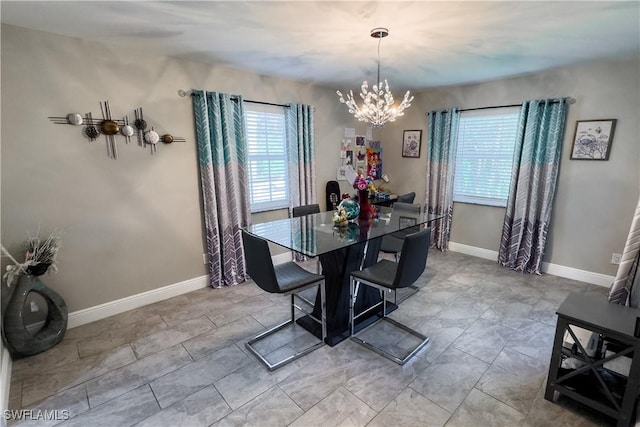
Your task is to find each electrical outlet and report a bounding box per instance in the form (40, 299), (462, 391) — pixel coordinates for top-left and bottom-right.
(202, 253), (207, 265)
(611, 253), (622, 264)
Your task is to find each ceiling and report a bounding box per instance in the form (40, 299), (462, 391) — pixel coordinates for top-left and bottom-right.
(2, 1), (639, 91)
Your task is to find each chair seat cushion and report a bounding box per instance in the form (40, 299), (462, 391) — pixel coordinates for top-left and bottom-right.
(273, 262), (323, 293)
(351, 259), (398, 289)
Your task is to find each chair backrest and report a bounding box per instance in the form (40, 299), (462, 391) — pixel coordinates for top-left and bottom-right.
(391, 202), (421, 236)
(393, 228), (431, 289)
(292, 204), (320, 218)
(241, 230), (280, 294)
(396, 192), (416, 204)
(392, 202), (420, 214)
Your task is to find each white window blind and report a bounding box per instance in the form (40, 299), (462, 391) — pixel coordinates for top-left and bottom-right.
(453, 106), (521, 207)
(245, 104), (289, 212)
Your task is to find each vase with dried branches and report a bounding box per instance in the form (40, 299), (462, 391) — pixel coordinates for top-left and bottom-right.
(2, 230), (61, 287)
(1, 229), (67, 358)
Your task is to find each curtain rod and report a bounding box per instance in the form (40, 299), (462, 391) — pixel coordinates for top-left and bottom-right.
(178, 90), (290, 108)
(427, 97), (576, 114)
(231, 97), (290, 108)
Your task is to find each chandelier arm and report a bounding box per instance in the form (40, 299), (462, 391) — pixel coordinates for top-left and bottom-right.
(337, 27), (412, 128)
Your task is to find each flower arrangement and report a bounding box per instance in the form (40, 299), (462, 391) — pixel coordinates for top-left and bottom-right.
(2, 229), (62, 287)
(353, 171), (375, 193)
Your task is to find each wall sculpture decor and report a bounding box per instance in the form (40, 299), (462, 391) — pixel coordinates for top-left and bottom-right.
(49, 101), (185, 159)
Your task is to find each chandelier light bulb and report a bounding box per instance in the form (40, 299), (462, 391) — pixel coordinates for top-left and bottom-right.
(337, 28), (413, 128)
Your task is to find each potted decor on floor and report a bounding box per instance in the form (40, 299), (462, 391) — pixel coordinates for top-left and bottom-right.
(1, 230), (68, 358)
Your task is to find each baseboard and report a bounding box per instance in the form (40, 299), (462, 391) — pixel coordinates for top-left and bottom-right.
(67, 275), (209, 329)
(0, 344), (12, 417)
(67, 252), (291, 329)
(448, 242), (499, 262)
(541, 262), (613, 288)
(448, 241), (614, 288)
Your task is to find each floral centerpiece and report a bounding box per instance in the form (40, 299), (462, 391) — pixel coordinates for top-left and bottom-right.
(2, 230), (62, 287)
(353, 172), (376, 193)
(353, 171), (377, 220)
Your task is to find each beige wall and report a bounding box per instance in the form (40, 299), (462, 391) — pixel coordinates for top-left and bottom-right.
(0, 24), (360, 312)
(378, 56), (640, 276)
(3, 23), (638, 314)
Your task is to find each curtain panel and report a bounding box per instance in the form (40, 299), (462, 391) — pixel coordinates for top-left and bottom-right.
(286, 103), (317, 209)
(498, 98), (568, 274)
(425, 108), (459, 251)
(286, 103), (316, 261)
(192, 91), (251, 287)
(608, 197), (640, 307)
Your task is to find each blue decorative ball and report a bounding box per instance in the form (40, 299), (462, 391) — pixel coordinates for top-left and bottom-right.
(338, 198), (360, 220)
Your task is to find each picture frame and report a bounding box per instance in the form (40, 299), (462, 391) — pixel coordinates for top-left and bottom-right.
(402, 130), (422, 158)
(570, 119), (617, 160)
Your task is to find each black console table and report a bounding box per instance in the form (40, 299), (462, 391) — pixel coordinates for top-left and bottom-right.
(545, 292), (640, 426)
(370, 195), (397, 207)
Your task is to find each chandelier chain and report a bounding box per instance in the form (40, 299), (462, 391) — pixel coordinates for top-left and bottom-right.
(376, 33), (381, 91)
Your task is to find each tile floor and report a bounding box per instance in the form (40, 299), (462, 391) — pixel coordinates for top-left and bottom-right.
(7, 250), (622, 426)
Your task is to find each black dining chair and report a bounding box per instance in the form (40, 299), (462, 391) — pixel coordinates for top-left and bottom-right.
(380, 202), (421, 262)
(349, 227), (431, 365)
(292, 203), (320, 217)
(396, 192), (416, 204)
(241, 230), (327, 371)
(292, 203), (321, 273)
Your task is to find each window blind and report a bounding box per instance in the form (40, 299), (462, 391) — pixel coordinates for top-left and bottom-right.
(453, 107), (520, 207)
(245, 104), (289, 212)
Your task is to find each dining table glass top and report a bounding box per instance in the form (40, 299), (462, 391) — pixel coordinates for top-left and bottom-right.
(245, 206), (441, 257)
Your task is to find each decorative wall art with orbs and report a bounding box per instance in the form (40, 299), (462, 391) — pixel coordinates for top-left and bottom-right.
(49, 101), (185, 159)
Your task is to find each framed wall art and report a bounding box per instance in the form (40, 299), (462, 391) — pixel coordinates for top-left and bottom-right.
(570, 119), (617, 160)
(402, 130), (422, 158)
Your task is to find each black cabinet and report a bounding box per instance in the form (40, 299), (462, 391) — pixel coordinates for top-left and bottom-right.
(545, 292), (640, 426)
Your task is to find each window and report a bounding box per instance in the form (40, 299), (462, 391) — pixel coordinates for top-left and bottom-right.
(453, 107), (520, 207)
(245, 104), (289, 212)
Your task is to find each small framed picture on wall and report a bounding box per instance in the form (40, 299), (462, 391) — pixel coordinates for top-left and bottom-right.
(402, 130), (422, 158)
(570, 119), (617, 160)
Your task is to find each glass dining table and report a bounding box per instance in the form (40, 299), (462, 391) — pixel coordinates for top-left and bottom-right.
(244, 206), (442, 346)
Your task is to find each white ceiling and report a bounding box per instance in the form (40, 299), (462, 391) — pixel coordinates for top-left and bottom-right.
(2, 1), (639, 91)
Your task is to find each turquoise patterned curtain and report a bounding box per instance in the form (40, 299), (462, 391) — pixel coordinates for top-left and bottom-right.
(609, 197), (640, 306)
(498, 98), (569, 274)
(286, 104), (316, 209)
(425, 108), (459, 250)
(192, 91), (250, 287)
(286, 103), (316, 261)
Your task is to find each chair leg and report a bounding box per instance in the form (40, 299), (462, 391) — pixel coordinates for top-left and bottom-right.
(246, 281), (326, 371)
(350, 280), (429, 365)
(349, 278), (356, 337)
(382, 289), (387, 319)
(320, 282), (327, 342)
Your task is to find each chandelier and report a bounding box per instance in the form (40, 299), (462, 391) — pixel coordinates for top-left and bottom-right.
(337, 28), (414, 128)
